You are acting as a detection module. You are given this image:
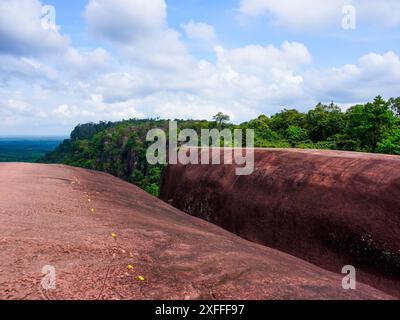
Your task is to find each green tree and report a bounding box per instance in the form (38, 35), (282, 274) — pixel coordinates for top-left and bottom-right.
(270, 109), (307, 135)
(39, 96), (400, 198)
(389, 97), (400, 117)
(345, 96), (395, 152)
(377, 129), (400, 155)
(70, 121), (113, 141)
(213, 112), (230, 130)
(285, 126), (309, 147)
(241, 115), (280, 144)
(307, 102), (344, 142)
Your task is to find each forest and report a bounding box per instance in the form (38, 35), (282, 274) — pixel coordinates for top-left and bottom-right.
(40, 96), (400, 196)
(0, 138), (63, 163)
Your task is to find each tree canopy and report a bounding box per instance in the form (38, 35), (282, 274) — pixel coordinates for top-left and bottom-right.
(40, 96), (400, 196)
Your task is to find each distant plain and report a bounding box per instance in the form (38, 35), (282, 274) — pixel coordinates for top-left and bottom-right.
(0, 137), (64, 162)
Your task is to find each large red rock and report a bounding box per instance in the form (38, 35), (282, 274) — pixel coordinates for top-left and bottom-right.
(0, 163), (393, 300)
(160, 148), (400, 298)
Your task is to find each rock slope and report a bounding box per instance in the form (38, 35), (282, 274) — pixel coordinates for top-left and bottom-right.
(160, 148), (400, 298)
(0, 163), (393, 300)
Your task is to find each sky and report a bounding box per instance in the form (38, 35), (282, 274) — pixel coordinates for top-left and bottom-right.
(0, 0), (400, 136)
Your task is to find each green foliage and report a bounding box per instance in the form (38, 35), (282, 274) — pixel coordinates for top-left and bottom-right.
(327, 134), (361, 151)
(296, 141), (336, 150)
(270, 109), (307, 135)
(241, 115), (280, 146)
(345, 96), (395, 152)
(254, 139), (292, 148)
(70, 121), (114, 141)
(40, 119), (220, 196)
(40, 119), (166, 196)
(377, 129), (400, 155)
(306, 102), (344, 142)
(39, 96), (400, 196)
(285, 126), (309, 147)
(0, 138), (63, 162)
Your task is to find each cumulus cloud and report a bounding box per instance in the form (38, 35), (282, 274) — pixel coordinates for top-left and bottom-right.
(77, 40), (311, 122)
(85, 0), (193, 71)
(83, 0), (313, 119)
(1, 0), (400, 135)
(216, 41), (311, 75)
(0, 0), (114, 88)
(304, 51), (400, 103)
(208, 42), (312, 111)
(0, 0), (69, 56)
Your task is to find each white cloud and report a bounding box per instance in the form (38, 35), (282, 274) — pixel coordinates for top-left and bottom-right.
(53, 104), (94, 119)
(0, 0), (112, 85)
(1, 99), (48, 125)
(85, 0), (192, 71)
(239, 0), (346, 30)
(215, 41), (311, 75)
(1, 0), (400, 135)
(120, 29), (194, 71)
(85, 0), (167, 42)
(182, 21), (216, 43)
(97, 99), (145, 120)
(0, 54), (58, 83)
(63, 47), (112, 75)
(0, 0), (69, 56)
(75, 40), (311, 122)
(239, 0), (400, 30)
(208, 42), (312, 111)
(304, 51), (400, 103)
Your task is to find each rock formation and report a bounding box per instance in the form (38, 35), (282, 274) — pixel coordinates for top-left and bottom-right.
(161, 148), (400, 297)
(0, 162), (393, 299)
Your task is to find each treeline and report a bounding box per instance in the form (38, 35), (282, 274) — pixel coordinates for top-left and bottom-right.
(40, 96), (400, 195)
(243, 96), (400, 154)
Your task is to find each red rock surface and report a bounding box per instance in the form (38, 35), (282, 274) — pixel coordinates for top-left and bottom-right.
(160, 148), (400, 298)
(0, 163), (393, 300)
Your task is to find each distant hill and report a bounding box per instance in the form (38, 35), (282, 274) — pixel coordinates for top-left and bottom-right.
(39, 119), (219, 196)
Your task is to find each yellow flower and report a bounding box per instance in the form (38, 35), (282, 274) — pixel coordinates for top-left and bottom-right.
(111, 232), (117, 238)
(138, 276), (145, 281)
(90, 208), (95, 213)
(127, 265), (134, 270)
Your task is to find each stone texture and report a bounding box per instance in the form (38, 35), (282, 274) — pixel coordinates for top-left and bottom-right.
(160, 148), (400, 298)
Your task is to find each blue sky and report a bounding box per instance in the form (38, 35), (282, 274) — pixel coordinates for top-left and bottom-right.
(46, 0), (399, 66)
(1, 0), (400, 135)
